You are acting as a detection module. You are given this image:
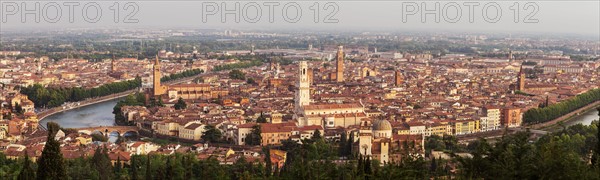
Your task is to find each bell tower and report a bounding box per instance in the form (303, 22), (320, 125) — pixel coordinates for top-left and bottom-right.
(295, 61), (310, 111)
(394, 70), (403, 86)
(336, 46), (344, 82)
(111, 55), (117, 73)
(153, 56), (167, 96)
(517, 65), (525, 91)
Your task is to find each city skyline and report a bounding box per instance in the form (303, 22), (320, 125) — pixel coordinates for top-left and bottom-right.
(1, 1), (599, 37)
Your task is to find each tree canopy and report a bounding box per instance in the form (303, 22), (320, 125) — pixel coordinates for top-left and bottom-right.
(21, 77), (142, 108)
(523, 88), (600, 124)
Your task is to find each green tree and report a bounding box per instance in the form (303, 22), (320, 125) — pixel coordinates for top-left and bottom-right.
(311, 129), (322, 141)
(144, 155), (151, 180)
(338, 132), (349, 157)
(165, 157), (173, 179)
(21, 78), (143, 108)
(114, 157), (122, 177)
(92, 146), (113, 180)
(245, 125), (262, 146)
(131, 156), (139, 180)
(36, 122), (67, 180)
(174, 98), (187, 110)
(201, 125), (222, 143)
(346, 132), (354, 157)
(246, 78), (256, 85)
(17, 153), (35, 180)
(256, 113), (267, 123)
(264, 147), (272, 177)
(157, 98), (165, 107)
(14, 103), (23, 114)
(229, 69), (246, 80)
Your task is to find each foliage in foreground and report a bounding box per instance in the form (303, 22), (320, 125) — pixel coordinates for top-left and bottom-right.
(1, 119), (599, 180)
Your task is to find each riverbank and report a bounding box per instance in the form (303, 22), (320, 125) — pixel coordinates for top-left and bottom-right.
(39, 98), (123, 129)
(526, 100), (600, 130)
(36, 90), (136, 119)
(36, 74), (204, 129)
(542, 105), (600, 132)
(36, 90), (135, 130)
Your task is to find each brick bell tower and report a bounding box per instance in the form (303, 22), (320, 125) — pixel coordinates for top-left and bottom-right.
(153, 55), (168, 96)
(336, 45), (344, 82)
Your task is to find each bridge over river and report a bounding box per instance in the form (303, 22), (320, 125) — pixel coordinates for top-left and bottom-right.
(74, 126), (140, 136)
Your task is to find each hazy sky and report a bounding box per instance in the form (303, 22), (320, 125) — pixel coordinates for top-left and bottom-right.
(1, 0), (599, 37)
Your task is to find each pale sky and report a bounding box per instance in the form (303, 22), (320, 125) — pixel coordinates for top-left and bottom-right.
(1, 1), (599, 37)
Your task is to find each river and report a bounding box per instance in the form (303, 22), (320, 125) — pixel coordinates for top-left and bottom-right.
(39, 98), (121, 129)
(39, 98), (124, 142)
(562, 108), (599, 127)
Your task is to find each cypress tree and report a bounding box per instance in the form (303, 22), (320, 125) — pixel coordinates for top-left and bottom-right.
(273, 163), (280, 177)
(144, 155), (152, 180)
(346, 133), (354, 157)
(365, 156), (372, 176)
(264, 147), (272, 176)
(36, 122), (66, 180)
(165, 157), (173, 180)
(339, 132), (348, 157)
(256, 113), (267, 123)
(92, 146), (113, 180)
(430, 156), (438, 177)
(131, 156), (139, 180)
(114, 157), (122, 176)
(183, 156), (193, 179)
(17, 153), (35, 180)
(357, 154), (364, 176)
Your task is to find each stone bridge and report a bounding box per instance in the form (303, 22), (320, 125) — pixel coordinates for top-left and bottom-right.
(74, 126), (140, 136)
(457, 127), (549, 143)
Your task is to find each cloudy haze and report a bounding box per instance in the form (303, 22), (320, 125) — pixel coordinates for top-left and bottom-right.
(1, 0), (598, 37)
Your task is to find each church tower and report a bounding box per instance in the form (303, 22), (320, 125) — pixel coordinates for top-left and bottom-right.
(336, 46), (344, 82)
(394, 70), (403, 86)
(111, 55), (117, 73)
(358, 120), (373, 156)
(36, 58), (43, 74)
(153, 56), (167, 96)
(295, 61), (310, 112)
(517, 65), (526, 91)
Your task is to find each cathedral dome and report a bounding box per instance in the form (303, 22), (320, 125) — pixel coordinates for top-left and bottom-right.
(372, 119), (392, 131)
